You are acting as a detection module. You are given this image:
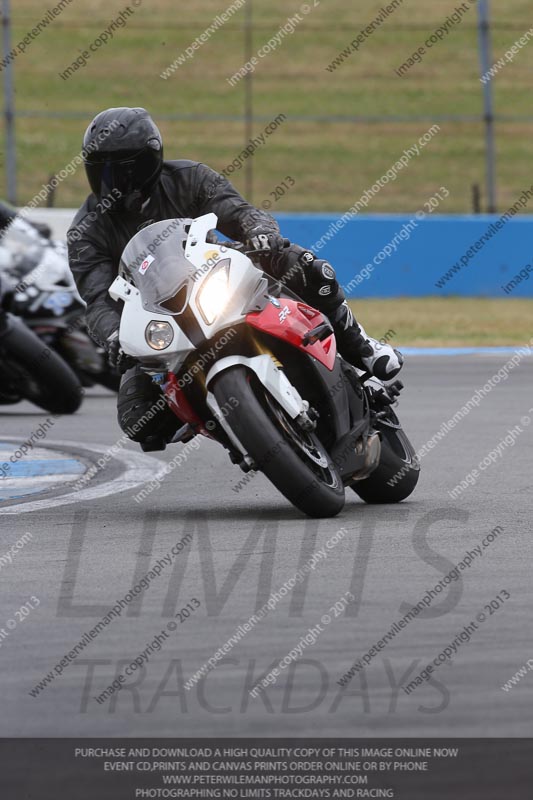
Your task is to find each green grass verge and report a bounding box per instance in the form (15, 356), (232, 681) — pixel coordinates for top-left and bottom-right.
(348, 297), (533, 346)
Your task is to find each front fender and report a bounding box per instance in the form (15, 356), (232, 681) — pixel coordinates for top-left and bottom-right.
(205, 354), (306, 420)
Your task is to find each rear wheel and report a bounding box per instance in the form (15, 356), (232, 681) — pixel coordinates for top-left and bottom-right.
(213, 366), (345, 518)
(0, 321), (83, 414)
(352, 421), (419, 503)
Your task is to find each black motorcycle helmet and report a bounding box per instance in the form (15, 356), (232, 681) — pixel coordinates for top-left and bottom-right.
(82, 107), (163, 212)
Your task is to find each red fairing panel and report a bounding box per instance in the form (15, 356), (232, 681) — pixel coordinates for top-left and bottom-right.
(246, 299), (336, 371)
(163, 372), (213, 437)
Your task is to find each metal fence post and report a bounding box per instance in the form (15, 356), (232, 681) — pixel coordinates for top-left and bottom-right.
(477, 0), (497, 212)
(244, 0), (253, 201)
(2, 0), (17, 205)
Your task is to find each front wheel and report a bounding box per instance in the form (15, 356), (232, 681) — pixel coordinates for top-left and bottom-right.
(213, 366), (345, 518)
(351, 422), (420, 503)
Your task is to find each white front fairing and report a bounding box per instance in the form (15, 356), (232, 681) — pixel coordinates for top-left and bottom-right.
(28, 243), (80, 294)
(109, 214), (267, 372)
(1, 218), (82, 299)
(183, 214), (267, 342)
(109, 215), (311, 467)
(109, 275), (196, 370)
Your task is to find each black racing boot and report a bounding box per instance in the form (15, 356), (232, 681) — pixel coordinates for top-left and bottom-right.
(331, 302), (404, 381)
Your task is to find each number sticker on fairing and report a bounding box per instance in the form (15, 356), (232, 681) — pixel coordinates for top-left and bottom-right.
(139, 255), (155, 275)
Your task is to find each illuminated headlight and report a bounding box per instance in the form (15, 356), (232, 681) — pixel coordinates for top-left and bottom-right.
(197, 259), (231, 325)
(145, 320), (174, 350)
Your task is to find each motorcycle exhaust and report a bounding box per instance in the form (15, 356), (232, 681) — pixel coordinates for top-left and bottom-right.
(350, 431), (381, 482)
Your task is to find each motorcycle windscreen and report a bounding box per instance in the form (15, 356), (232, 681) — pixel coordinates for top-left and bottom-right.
(119, 218), (197, 316)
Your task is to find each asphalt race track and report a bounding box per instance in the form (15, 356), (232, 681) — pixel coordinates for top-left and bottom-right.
(1, 354), (532, 738)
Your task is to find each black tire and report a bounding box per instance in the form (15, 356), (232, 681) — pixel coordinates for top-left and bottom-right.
(213, 366), (345, 518)
(0, 388), (21, 404)
(0, 320), (83, 414)
(352, 424), (420, 503)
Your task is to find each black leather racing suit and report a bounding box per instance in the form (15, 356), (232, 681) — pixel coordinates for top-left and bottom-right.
(68, 160), (350, 442)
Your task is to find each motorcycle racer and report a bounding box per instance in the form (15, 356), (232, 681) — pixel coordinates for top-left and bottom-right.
(68, 107), (403, 443)
(0, 199), (52, 241)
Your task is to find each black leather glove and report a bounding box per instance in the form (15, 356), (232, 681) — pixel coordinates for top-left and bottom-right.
(246, 225), (285, 254)
(106, 330), (135, 374)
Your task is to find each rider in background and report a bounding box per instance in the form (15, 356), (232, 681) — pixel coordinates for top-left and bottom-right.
(0, 200), (52, 240)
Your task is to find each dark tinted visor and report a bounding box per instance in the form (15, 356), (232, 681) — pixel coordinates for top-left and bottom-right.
(84, 146), (161, 200)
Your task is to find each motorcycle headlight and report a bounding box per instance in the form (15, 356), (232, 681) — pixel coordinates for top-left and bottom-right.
(197, 259), (231, 325)
(145, 320), (174, 350)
